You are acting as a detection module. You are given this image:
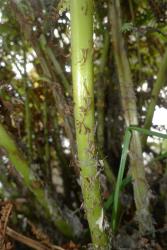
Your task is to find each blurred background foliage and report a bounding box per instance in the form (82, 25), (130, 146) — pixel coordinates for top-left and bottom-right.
(0, 0), (167, 249)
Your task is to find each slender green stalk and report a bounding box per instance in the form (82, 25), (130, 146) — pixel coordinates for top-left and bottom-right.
(109, 0), (154, 234)
(70, 1), (109, 248)
(142, 49), (167, 147)
(0, 122), (80, 237)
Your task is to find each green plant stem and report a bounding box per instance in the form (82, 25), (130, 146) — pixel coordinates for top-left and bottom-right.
(0, 122), (79, 238)
(70, 0), (109, 248)
(142, 49), (167, 147)
(109, 0), (153, 234)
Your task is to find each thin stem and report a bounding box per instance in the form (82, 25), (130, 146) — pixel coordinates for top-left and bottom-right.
(142, 49), (167, 147)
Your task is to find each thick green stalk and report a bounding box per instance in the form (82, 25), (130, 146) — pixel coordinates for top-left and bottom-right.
(0, 123), (78, 237)
(70, 0), (109, 248)
(142, 49), (167, 147)
(109, 0), (154, 234)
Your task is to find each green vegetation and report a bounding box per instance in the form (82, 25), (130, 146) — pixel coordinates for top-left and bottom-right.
(0, 0), (167, 249)
(70, 0), (109, 248)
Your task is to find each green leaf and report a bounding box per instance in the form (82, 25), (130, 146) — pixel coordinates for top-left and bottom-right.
(104, 176), (132, 211)
(112, 128), (132, 231)
(121, 22), (133, 33)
